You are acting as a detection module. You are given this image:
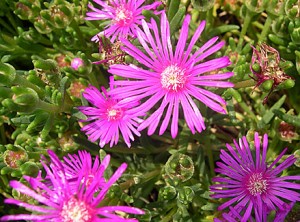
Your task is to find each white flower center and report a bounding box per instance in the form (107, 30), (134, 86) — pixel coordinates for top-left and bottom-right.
(161, 65), (186, 91)
(60, 197), (93, 222)
(114, 7), (133, 26)
(247, 172), (268, 195)
(107, 107), (123, 121)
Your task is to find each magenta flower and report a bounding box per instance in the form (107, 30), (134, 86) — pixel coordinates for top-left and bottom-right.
(62, 150), (108, 191)
(79, 85), (142, 148)
(71, 57), (84, 70)
(86, 0), (161, 42)
(108, 11), (234, 138)
(1, 150), (144, 221)
(210, 133), (300, 222)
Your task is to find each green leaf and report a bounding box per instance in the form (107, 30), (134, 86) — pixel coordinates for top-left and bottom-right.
(261, 95), (286, 125)
(168, 0), (180, 21)
(273, 109), (300, 128)
(170, 7), (186, 36)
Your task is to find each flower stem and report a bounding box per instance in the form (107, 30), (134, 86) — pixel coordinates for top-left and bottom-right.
(237, 10), (254, 51)
(161, 207), (178, 222)
(234, 79), (256, 88)
(258, 15), (273, 43)
(38, 100), (60, 113)
(205, 137), (215, 177)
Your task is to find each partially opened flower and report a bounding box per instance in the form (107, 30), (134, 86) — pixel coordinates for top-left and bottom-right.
(79, 85), (142, 148)
(1, 150), (144, 221)
(62, 150), (109, 191)
(86, 0), (161, 42)
(210, 132), (300, 222)
(109, 11), (233, 138)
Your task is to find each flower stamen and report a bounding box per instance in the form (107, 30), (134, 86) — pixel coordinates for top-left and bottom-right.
(114, 6), (133, 26)
(247, 173), (268, 195)
(161, 65), (186, 91)
(107, 107), (123, 121)
(60, 197), (93, 222)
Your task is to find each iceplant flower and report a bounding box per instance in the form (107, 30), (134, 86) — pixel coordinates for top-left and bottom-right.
(62, 150), (108, 191)
(86, 0), (161, 42)
(79, 85), (142, 148)
(1, 150), (144, 221)
(109, 11), (234, 138)
(210, 132), (300, 222)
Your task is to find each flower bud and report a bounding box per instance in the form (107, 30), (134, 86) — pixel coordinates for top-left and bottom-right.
(265, 0), (285, 16)
(3, 145), (28, 169)
(159, 186), (177, 201)
(71, 58), (84, 70)
(285, 0), (300, 19)
(165, 153), (194, 182)
(14, 1), (40, 21)
(177, 186), (195, 205)
(34, 16), (52, 34)
(244, 0), (268, 14)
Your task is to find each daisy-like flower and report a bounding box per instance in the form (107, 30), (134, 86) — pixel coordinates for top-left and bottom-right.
(79, 85), (142, 148)
(108, 11), (234, 138)
(210, 132), (300, 222)
(62, 150), (108, 191)
(1, 150), (144, 221)
(86, 0), (161, 42)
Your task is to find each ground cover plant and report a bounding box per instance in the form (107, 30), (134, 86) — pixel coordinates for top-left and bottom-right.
(0, 0), (300, 221)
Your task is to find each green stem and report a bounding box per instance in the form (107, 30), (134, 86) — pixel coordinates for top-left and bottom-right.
(258, 15), (273, 43)
(205, 137), (215, 177)
(237, 10), (254, 51)
(234, 79), (256, 88)
(38, 100), (60, 113)
(161, 207), (178, 222)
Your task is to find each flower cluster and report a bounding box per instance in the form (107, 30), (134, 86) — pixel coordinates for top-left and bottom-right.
(1, 150), (144, 221)
(210, 133), (300, 221)
(81, 0), (234, 148)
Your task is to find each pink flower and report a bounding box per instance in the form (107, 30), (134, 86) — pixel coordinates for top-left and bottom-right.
(71, 57), (84, 70)
(86, 0), (161, 42)
(210, 133), (300, 221)
(79, 85), (142, 147)
(109, 11), (233, 138)
(1, 150), (144, 221)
